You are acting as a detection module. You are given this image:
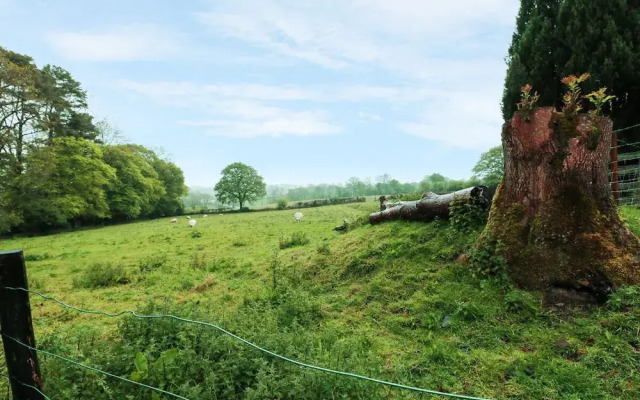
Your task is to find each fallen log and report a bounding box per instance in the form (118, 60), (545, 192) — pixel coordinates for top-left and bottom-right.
(369, 187), (494, 224)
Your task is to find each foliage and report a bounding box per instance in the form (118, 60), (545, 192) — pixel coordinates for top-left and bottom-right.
(214, 162), (267, 210)
(469, 233), (507, 278)
(471, 146), (504, 187)
(276, 198), (288, 210)
(279, 232), (310, 249)
(0, 46), (188, 233)
(517, 84), (540, 121)
(607, 285), (640, 311)
(585, 88), (616, 119)
(502, 0), (640, 135)
(102, 145), (166, 220)
(15, 137), (115, 231)
(73, 262), (130, 289)
(449, 195), (490, 233)
(558, 73), (590, 118)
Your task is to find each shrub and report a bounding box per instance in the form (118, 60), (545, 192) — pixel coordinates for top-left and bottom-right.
(73, 262), (130, 289)
(138, 254), (167, 274)
(469, 234), (506, 278)
(277, 198), (288, 210)
(607, 285), (640, 311)
(449, 195), (489, 233)
(279, 232), (310, 249)
(316, 242), (330, 255)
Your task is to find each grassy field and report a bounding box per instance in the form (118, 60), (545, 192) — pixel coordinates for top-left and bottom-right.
(1, 203), (639, 399)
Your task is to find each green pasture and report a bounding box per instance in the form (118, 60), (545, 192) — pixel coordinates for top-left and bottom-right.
(0, 204), (638, 399)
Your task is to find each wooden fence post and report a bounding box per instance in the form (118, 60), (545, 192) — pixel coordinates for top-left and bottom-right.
(611, 131), (619, 204)
(0, 250), (44, 400)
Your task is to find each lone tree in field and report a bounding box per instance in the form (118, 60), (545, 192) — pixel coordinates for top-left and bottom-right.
(214, 162), (266, 210)
(478, 76), (640, 302)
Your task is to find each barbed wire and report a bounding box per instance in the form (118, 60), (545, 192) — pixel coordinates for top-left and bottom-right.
(2, 286), (491, 400)
(1, 334), (190, 400)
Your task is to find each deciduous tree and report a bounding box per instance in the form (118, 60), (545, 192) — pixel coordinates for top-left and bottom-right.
(214, 162), (266, 210)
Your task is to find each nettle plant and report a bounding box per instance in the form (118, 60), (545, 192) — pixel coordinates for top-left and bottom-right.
(517, 84), (540, 122)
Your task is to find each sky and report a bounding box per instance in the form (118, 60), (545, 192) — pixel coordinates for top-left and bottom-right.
(0, 0), (519, 187)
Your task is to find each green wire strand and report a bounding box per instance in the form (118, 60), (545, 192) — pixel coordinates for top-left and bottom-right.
(1, 334), (190, 400)
(614, 123), (640, 133)
(3, 286), (491, 400)
(17, 381), (53, 400)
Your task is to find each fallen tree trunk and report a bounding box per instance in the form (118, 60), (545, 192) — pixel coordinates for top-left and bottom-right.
(369, 187), (494, 224)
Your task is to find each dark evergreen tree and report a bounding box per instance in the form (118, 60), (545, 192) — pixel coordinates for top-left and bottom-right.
(503, 0), (640, 132)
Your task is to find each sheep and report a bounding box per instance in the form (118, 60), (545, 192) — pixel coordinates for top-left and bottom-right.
(294, 212), (303, 222)
(186, 216), (191, 219)
(203, 214), (208, 218)
(188, 219), (197, 228)
(170, 218), (178, 223)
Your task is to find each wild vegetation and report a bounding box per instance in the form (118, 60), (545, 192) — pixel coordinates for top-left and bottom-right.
(0, 47), (188, 234)
(0, 203), (638, 399)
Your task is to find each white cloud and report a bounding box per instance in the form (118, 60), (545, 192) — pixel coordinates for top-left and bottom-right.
(45, 24), (183, 61)
(195, 0), (518, 77)
(400, 91), (503, 148)
(118, 79), (438, 104)
(179, 108), (340, 138)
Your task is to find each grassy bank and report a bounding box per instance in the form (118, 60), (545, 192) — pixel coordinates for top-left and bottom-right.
(0, 204), (638, 399)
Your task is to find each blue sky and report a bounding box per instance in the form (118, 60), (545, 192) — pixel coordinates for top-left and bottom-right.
(0, 0), (519, 187)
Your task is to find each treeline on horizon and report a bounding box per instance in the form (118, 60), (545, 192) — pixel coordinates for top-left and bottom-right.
(0, 46), (188, 234)
(184, 146), (503, 211)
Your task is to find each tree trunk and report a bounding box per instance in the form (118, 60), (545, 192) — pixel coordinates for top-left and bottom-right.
(480, 107), (640, 301)
(369, 187), (493, 224)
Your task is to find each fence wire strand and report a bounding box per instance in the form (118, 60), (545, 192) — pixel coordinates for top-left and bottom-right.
(17, 381), (52, 400)
(2, 286), (491, 400)
(1, 334), (190, 400)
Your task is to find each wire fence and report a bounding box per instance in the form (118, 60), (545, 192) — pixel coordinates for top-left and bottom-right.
(610, 123), (640, 205)
(1, 286), (492, 400)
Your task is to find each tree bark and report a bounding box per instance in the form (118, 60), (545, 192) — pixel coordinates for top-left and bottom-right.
(369, 187), (493, 224)
(480, 107), (640, 301)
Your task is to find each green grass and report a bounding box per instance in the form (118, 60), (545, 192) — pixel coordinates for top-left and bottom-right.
(0, 203), (639, 399)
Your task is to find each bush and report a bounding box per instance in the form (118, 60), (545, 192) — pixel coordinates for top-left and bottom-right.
(607, 285), (640, 311)
(277, 198), (288, 210)
(73, 262), (130, 289)
(138, 254), (167, 274)
(449, 195), (489, 233)
(279, 232), (310, 249)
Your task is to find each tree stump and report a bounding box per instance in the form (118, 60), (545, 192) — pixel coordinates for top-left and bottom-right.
(480, 107), (640, 301)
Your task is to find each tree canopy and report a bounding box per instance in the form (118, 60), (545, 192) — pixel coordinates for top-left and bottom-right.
(214, 162), (267, 210)
(502, 0), (640, 133)
(472, 146), (504, 188)
(0, 46), (187, 233)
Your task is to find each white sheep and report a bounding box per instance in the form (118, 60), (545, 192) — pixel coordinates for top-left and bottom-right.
(294, 212), (303, 222)
(170, 218), (178, 223)
(188, 219), (197, 228)
(203, 214), (208, 218)
(186, 215), (191, 219)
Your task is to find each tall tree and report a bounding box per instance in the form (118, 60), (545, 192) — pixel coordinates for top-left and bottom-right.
(102, 145), (165, 220)
(214, 162), (266, 210)
(0, 47), (42, 174)
(472, 146), (504, 187)
(502, 0), (640, 131)
(15, 137), (115, 231)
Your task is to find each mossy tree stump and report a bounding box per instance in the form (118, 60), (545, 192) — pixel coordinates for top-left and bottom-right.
(480, 107), (640, 301)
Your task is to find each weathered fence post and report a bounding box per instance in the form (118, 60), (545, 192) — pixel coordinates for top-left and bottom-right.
(0, 250), (44, 400)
